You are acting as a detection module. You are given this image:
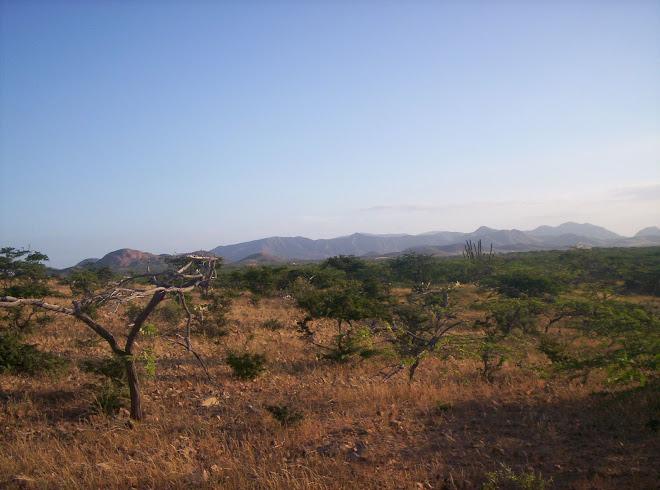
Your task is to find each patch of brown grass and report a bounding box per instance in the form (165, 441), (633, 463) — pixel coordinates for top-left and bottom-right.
(1, 289), (658, 489)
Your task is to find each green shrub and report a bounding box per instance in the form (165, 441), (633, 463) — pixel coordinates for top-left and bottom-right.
(265, 404), (303, 427)
(196, 291), (232, 338)
(538, 335), (572, 365)
(92, 380), (127, 416)
(323, 327), (378, 363)
(5, 283), (53, 299)
(484, 268), (561, 298)
(226, 350), (267, 379)
(122, 303), (143, 323)
(435, 401), (452, 414)
(1, 305), (53, 335)
(154, 300), (184, 327)
(82, 356), (126, 384)
(483, 464), (552, 489)
(140, 349), (157, 380)
(140, 323), (158, 337)
(0, 334), (69, 375)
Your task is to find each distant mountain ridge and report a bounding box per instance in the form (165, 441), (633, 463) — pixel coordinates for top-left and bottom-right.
(528, 222), (621, 240)
(209, 221), (656, 262)
(66, 222), (660, 270)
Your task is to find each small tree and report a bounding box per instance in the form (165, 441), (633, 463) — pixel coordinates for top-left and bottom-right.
(0, 248), (54, 336)
(539, 299), (660, 386)
(472, 298), (545, 382)
(291, 277), (386, 362)
(389, 252), (438, 290)
(66, 264), (115, 297)
(384, 286), (464, 381)
(0, 247), (51, 299)
(1, 254), (219, 422)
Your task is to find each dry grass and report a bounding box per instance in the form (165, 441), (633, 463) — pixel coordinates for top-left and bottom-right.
(1, 291), (658, 489)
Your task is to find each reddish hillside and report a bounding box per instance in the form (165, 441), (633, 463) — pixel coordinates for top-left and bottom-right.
(94, 248), (169, 273)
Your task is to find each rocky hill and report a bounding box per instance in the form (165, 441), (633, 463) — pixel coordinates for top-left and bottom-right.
(86, 249), (170, 273)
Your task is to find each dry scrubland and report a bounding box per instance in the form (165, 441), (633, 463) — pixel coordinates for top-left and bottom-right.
(1, 286), (659, 489)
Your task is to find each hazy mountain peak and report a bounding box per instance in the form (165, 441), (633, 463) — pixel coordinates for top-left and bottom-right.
(528, 222), (621, 240)
(635, 226), (660, 237)
(474, 226), (497, 234)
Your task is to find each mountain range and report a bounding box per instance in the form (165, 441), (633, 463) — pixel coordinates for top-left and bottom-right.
(70, 222), (660, 272)
(208, 222), (660, 262)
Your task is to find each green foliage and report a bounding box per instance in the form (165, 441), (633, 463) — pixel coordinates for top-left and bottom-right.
(82, 356), (126, 384)
(322, 255), (389, 299)
(558, 248), (623, 290)
(481, 298), (546, 335)
(67, 265), (114, 297)
(322, 255), (366, 275)
(483, 465), (552, 489)
(0, 334), (69, 375)
(92, 380), (128, 416)
(580, 301), (660, 386)
(535, 299), (660, 386)
(538, 335), (572, 365)
(154, 300), (184, 328)
(140, 323), (158, 337)
(82, 356), (131, 415)
(0, 247), (52, 298)
(5, 282), (52, 299)
(323, 327), (379, 363)
(483, 267), (561, 298)
(435, 401), (452, 414)
(477, 329), (511, 383)
(140, 349), (157, 380)
(122, 303), (143, 323)
(389, 253), (438, 287)
(195, 291), (232, 338)
(231, 266), (277, 303)
(1, 305), (53, 336)
(84, 353), (157, 385)
(473, 299), (541, 382)
(79, 302), (100, 319)
(292, 277), (386, 326)
(292, 277), (387, 363)
(264, 404), (304, 427)
(226, 350), (267, 379)
(390, 286), (464, 380)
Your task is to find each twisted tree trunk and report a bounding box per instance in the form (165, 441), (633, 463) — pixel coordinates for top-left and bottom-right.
(125, 357), (143, 421)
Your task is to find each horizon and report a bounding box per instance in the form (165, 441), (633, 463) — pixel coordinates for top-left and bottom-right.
(1, 2), (659, 268)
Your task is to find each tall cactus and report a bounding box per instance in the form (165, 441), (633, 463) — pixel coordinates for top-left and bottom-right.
(463, 239), (493, 262)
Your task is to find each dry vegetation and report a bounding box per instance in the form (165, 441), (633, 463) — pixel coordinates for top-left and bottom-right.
(1, 284), (659, 490)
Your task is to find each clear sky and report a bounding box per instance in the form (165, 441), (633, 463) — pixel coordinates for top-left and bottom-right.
(1, 0), (659, 268)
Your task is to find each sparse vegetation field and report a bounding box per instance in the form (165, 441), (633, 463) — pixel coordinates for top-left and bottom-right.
(1, 247), (659, 488)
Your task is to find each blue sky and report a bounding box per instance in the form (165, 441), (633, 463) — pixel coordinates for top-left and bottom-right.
(1, 1), (659, 268)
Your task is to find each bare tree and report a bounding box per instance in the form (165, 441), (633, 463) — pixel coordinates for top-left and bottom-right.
(0, 256), (218, 422)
